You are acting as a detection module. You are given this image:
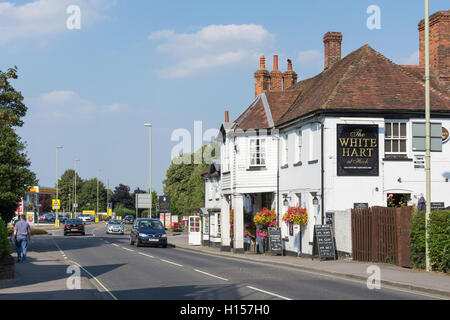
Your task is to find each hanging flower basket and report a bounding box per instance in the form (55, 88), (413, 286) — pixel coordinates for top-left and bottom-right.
(282, 207), (308, 226)
(253, 208), (277, 240)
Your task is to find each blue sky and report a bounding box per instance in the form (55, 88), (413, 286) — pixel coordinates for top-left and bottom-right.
(0, 0), (447, 194)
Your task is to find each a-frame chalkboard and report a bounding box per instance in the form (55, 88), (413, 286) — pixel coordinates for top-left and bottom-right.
(313, 224), (336, 260)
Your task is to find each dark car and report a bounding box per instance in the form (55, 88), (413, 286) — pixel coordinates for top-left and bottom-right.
(129, 218), (167, 248)
(123, 215), (134, 224)
(64, 218), (85, 236)
(57, 215), (68, 224)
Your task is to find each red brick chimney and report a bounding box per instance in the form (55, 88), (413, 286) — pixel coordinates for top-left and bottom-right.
(418, 10), (450, 90)
(254, 55), (270, 97)
(323, 32), (343, 70)
(270, 55), (283, 91)
(283, 59), (298, 90)
(225, 110), (229, 123)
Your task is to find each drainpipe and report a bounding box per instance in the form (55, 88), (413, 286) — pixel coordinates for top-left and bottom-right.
(321, 122), (325, 225)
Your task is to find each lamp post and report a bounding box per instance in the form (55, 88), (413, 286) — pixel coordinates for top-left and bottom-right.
(97, 169), (100, 223)
(55, 146), (63, 225)
(424, 0), (431, 272)
(74, 159), (80, 218)
(144, 124), (152, 218)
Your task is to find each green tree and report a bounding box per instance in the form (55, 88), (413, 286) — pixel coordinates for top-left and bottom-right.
(78, 178), (107, 212)
(57, 169), (83, 212)
(0, 67), (36, 222)
(163, 146), (209, 217)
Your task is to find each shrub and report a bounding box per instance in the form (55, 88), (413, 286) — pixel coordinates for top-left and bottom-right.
(0, 219), (11, 259)
(410, 209), (450, 272)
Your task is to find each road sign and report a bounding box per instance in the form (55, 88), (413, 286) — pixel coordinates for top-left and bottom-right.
(136, 193), (152, 209)
(52, 199), (61, 210)
(159, 196), (170, 213)
(73, 203), (78, 208)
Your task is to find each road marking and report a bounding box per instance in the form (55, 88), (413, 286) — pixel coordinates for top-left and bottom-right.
(161, 259), (183, 267)
(70, 261), (118, 301)
(194, 269), (228, 281)
(138, 252), (154, 258)
(121, 247), (134, 252)
(246, 286), (292, 301)
(112, 243), (119, 247)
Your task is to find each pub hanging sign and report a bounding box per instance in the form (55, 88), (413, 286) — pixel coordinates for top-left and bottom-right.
(337, 124), (379, 176)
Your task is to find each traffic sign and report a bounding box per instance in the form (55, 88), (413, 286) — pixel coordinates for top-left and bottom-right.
(52, 199), (60, 210)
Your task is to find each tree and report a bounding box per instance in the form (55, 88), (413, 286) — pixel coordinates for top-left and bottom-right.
(78, 178), (107, 212)
(163, 146), (209, 217)
(57, 169), (83, 213)
(112, 184), (133, 210)
(0, 67), (36, 222)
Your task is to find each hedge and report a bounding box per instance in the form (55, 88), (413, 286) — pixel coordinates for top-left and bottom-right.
(0, 219), (11, 259)
(410, 209), (450, 273)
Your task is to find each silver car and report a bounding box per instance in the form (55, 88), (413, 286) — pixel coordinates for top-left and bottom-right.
(106, 219), (124, 235)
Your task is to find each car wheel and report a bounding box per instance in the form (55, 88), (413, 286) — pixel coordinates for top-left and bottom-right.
(162, 244), (167, 248)
(135, 239), (140, 247)
(82, 232), (85, 236)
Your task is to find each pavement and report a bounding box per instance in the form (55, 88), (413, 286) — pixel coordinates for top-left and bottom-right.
(168, 233), (450, 298)
(0, 234), (107, 300)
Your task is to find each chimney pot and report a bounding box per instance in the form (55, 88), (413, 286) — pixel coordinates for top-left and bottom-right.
(260, 55), (266, 69)
(225, 110), (229, 123)
(273, 55), (279, 70)
(323, 32), (343, 70)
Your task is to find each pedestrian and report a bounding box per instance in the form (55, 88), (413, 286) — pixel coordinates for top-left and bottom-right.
(13, 214), (31, 263)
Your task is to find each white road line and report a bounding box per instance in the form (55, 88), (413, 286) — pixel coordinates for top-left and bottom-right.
(121, 247), (134, 252)
(246, 286), (292, 301)
(138, 252), (154, 258)
(194, 269), (228, 281)
(70, 261), (118, 301)
(112, 243), (119, 247)
(161, 259), (183, 267)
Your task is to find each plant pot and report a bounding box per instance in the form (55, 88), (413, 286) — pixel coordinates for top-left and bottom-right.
(0, 255), (15, 280)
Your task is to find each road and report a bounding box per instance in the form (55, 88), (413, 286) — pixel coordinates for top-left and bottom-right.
(43, 223), (439, 300)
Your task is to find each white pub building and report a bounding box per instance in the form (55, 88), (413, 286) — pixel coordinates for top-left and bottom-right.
(214, 11), (450, 257)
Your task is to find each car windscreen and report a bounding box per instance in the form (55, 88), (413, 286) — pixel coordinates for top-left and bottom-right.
(67, 219), (82, 224)
(109, 220), (122, 224)
(139, 220), (164, 230)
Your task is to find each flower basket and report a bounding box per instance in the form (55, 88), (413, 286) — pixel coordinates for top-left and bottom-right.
(282, 207), (308, 226)
(254, 208), (277, 253)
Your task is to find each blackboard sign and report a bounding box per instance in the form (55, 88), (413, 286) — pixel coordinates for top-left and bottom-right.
(337, 124), (379, 176)
(353, 203), (369, 209)
(159, 196), (171, 213)
(268, 227), (282, 256)
(431, 202), (445, 210)
(314, 225), (336, 260)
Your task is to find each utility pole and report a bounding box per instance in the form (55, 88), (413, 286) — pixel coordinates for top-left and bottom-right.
(74, 159), (80, 218)
(97, 169), (100, 223)
(144, 123), (152, 218)
(55, 146), (63, 225)
(424, 0), (431, 272)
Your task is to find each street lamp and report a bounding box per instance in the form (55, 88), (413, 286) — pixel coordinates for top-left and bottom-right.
(97, 169), (101, 223)
(74, 159), (80, 218)
(144, 123), (152, 218)
(55, 146), (63, 225)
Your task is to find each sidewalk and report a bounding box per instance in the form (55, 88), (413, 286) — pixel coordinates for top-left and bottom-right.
(0, 236), (105, 300)
(168, 233), (450, 298)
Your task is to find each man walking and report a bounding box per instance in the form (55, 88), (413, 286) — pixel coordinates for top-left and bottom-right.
(14, 215), (31, 263)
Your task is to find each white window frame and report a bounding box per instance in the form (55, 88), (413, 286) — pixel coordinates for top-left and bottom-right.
(296, 129), (303, 163)
(249, 138), (266, 167)
(385, 120), (408, 155)
(282, 134), (288, 166)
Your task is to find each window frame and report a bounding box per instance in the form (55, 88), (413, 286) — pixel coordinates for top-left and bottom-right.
(249, 137), (266, 167)
(385, 120), (408, 155)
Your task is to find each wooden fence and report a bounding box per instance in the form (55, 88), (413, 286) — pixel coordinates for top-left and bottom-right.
(351, 206), (412, 267)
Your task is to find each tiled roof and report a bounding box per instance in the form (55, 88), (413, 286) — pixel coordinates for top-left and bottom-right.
(232, 44), (450, 131)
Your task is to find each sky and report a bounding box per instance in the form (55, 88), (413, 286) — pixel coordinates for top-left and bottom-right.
(0, 0), (448, 194)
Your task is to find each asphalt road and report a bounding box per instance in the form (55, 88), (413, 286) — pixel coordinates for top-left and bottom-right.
(43, 223), (442, 301)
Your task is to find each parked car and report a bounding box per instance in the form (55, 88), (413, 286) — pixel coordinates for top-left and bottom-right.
(79, 214), (93, 223)
(129, 218), (167, 248)
(64, 219), (85, 236)
(106, 219), (124, 235)
(57, 215), (68, 224)
(123, 215), (134, 224)
(45, 214), (56, 223)
(38, 215), (46, 223)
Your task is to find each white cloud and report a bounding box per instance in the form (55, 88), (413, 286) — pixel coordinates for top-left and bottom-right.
(396, 50), (419, 65)
(149, 24), (274, 79)
(27, 90), (130, 123)
(0, 0), (116, 45)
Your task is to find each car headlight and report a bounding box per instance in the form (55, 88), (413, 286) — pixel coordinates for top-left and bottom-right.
(161, 234), (167, 238)
(139, 233), (148, 237)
